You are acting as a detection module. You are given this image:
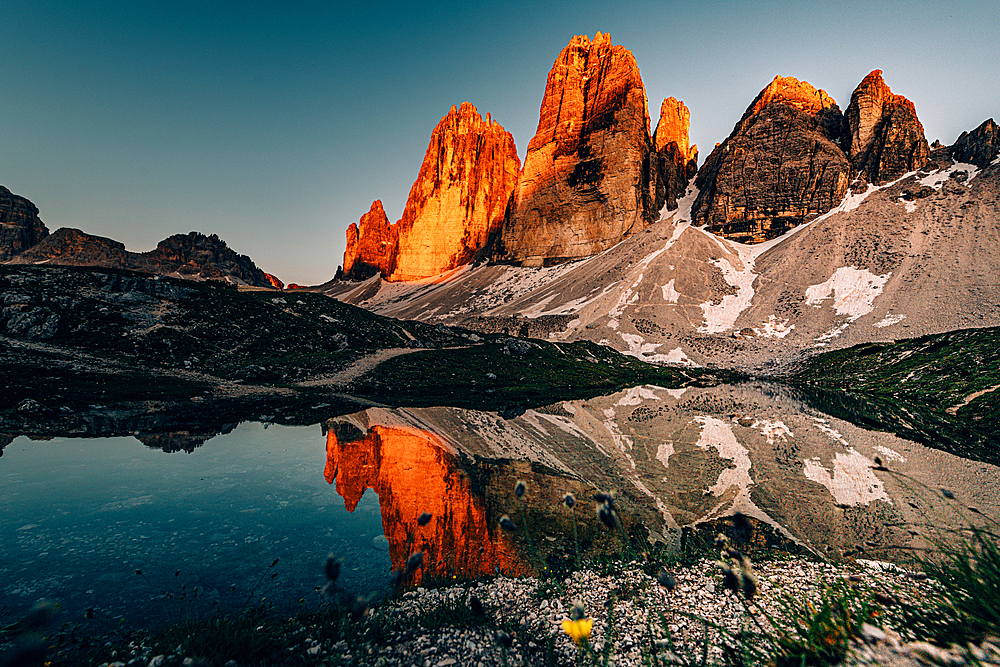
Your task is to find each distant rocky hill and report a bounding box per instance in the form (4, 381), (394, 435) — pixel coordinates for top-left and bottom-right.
(0, 190), (278, 287)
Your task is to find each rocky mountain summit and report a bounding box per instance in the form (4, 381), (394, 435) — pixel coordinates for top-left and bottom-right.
(951, 118), (999, 167)
(845, 69), (930, 183)
(339, 33), (696, 278)
(0, 187), (278, 287)
(692, 76), (850, 243)
(341, 103), (520, 282)
(0, 185), (49, 261)
(494, 32), (690, 266)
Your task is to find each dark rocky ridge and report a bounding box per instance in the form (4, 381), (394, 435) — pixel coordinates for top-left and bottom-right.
(0, 185), (49, 261)
(951, 118), (1000, 168)
(8, 227), (276, 287)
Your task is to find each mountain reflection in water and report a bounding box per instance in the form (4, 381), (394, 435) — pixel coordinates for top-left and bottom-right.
(322, 384), (1000, 567)
(324, 423), (527, 582)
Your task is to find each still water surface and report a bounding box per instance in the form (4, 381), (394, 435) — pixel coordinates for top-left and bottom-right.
(1, 423), (389, 629)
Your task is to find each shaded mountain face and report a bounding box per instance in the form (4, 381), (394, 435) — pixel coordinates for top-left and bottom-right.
(653, 97), (699, 213)
(0, 185), (49, 261)
(692, 71), (929, 244)
(493, 33), (689, 267)
(340, 103), (520, 282)
(845, 70), (930, 183)
(951, 118), (999, 168)
(7, 226), (277, 287)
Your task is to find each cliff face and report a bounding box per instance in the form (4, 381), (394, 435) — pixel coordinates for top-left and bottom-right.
(692, 76), (851, 243)
(389, 103), (520, 282)
(951, 118), (999, 168)
(845, 70), (929, 183)
(495, 33), (667, 267)
(342, 200), (398, 281)
(0, 185), (49, 261)
(340, 104), (519, 282)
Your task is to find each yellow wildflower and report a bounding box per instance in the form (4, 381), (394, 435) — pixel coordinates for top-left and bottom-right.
(561, 617), (593, 644)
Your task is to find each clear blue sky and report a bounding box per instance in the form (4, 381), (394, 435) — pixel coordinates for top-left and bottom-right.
(2, 0), (997, 285)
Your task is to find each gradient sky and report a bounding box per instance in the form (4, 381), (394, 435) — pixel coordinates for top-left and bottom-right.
(2, 0), (997, 285)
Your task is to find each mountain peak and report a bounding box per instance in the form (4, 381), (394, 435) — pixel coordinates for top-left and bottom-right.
(745, 75), (838, 120)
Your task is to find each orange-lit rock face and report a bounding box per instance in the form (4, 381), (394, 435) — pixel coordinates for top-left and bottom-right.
(387, 103), (520, 282)
(263, 272), (284, 290)
(496, 33), (664, 266)
(342, 200), (398, 281)
(692, 75), (850, 244)
(654, 97), (693, 158)
(845, 70), (929, 183)
(324, 424), (524, 583)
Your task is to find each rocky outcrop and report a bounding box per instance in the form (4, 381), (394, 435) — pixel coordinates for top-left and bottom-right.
(9, 228), (277, 287)
(341, 200), (398, 281)
(341, 104), (519, 282)
(263, 273), (284, 289)
(692, 76), (851, 243)
(653, 97), (698, 211)
(390, 103), (520, 281)
(494, 33), (667, 267)
(951, 118), (999, 168)
(0, 186), (49, 261)
(845, 70), (929, 183)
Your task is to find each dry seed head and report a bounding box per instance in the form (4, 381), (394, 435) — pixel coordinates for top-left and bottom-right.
(514, 480), (527, 498)
(596, 503), (618, 530)
(499, 515), (517, 531)
(417, 512), (432, 526)
(742, 571), (759, 599)
(570, 599), (586, 621)
(325, 555), (342, 583)
(405, 551), (424, 574)
(657, 571), (677, 591)
(563, 493), (576, 509)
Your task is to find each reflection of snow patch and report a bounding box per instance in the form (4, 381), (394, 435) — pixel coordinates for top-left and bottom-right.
(661, 278), (680, 303)
(751, 419), (793, 445)
(805, 267), (890, 320)
(753, 316), (794, 339)
(874, 314), (906, 328)
(803, 449), (889, 506)
(616, 385), (662, 407)
(656, 441), (674, 469)
(697, 255), (757, 334)
(814, 322), (851, 344)
(694, 416), (754, 506)
(813, 418), (849, 446)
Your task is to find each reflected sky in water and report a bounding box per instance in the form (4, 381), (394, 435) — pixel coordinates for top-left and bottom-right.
(0, 423), (389, 629)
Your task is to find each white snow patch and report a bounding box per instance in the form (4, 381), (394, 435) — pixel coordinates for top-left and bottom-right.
(899, 198), (917, 214)
(805, 267), (890, 320)
(615, 385), (662, 407)
(874, 445), (906, 463)
(697, 254), (757, 334)
(813, 418), (849, 446)
(919, 161), (981, 189)
(661, 278), (680, 303)
(874, 314), (906, 328)
(753, 315), (794, 339)
(803, 449), (889, 506)
(663, 387), (688, 400)
(618, 334), (698, 366)
(693, 416), (755, 507)
(751, 419), (793, 445)
(814, 322), (851, 344)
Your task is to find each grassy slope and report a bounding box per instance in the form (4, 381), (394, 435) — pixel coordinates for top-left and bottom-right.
(791, 327), (999, 463)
